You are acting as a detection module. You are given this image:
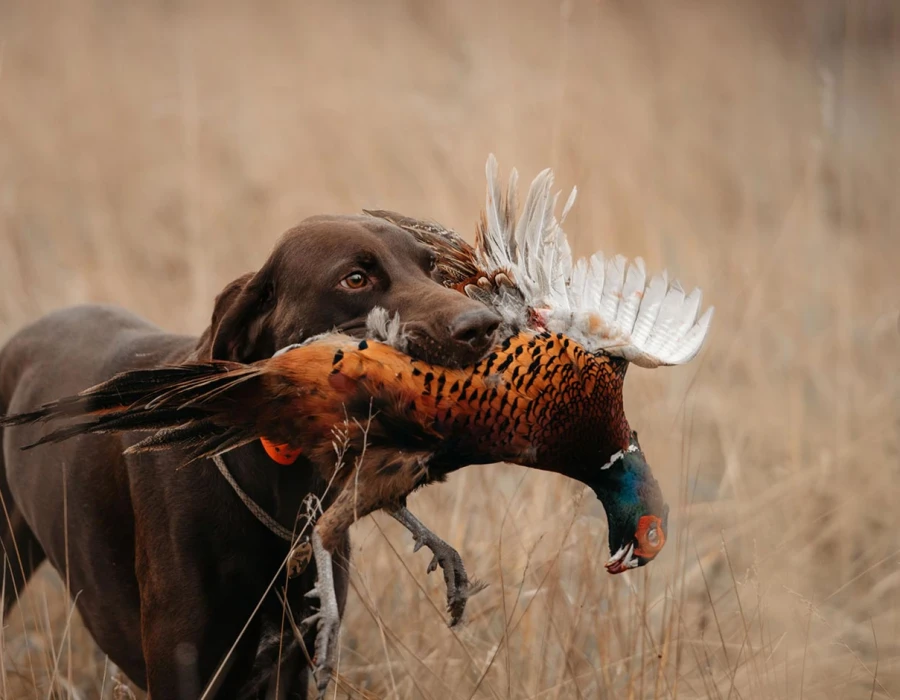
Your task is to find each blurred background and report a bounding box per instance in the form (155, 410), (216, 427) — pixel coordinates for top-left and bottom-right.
(1, 1), (898, 698)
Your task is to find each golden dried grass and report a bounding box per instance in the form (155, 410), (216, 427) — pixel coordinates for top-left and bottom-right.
(0, 1), (898, 698)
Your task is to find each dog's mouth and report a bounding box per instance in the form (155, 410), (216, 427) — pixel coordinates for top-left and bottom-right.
(334, 319), (370, 339)
(334, 318), (496, 368)
(404, 329), (495, 368)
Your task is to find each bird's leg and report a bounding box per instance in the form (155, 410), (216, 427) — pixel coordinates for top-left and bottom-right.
(300, 451), (438, 696)
(390, 506), (487, 626)
(300, 471), (392, 698)
(301, 529), (340, 700)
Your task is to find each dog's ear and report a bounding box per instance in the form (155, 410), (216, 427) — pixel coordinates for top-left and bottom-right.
(195, 268), (277, 362)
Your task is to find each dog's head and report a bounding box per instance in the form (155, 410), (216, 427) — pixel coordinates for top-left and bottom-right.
(196, 214), (500, 366)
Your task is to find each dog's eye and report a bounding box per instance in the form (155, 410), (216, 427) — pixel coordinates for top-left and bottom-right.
(428, 255), (437, 272)
(340, 272), (368, 290)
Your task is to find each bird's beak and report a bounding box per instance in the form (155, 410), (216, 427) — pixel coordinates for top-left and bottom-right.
(605, 542), (640, 574)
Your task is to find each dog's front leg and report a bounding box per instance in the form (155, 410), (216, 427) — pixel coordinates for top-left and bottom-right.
(389, 506), (486, 626)
(141, 595), (261, 700)
(137, 540), (261, 700)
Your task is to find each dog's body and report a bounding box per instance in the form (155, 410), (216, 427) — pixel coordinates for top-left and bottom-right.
(0, 215), (500, 697)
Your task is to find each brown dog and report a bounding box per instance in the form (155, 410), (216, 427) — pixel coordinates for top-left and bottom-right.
(0, 214), (500, 698)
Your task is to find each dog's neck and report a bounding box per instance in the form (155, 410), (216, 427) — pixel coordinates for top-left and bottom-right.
(219, 443), (329, 538)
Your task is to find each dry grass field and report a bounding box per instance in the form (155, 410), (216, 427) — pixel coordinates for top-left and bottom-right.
(1, 1), (898, 698)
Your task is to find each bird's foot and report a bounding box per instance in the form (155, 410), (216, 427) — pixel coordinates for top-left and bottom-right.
(391, 507), (487, 626)
(301, 531), (340, 699)
(421, 535), (488, 627)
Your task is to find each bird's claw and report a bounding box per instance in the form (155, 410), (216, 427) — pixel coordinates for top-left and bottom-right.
(301, 532), (340, 700)
(304, 606), (339, 699)
(415, 531), (487, 627)
(300, 611), (321, 629)
(391, 507), (487, 626)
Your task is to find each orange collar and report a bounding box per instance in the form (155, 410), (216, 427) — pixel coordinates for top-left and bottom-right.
(260, 438), (302, 465)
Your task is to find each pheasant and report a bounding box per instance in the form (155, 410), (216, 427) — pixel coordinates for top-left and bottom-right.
(1, 156), (712, 698)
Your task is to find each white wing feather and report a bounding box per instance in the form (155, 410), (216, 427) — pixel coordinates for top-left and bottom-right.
(615, 258), (646, 332)
(475, 155), (713, 368)
(569, 257), (589, 309)
(481, 155), (515, 272)
(598, 254), (626, 322)
(587, 252), (605, 309)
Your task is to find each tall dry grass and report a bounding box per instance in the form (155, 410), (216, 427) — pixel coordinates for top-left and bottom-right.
(1, 1), (898, 698)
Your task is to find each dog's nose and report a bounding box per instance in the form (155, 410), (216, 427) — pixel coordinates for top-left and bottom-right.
(449, 307), (502, 354)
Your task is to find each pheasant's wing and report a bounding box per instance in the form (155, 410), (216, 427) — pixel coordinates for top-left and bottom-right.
(476, 155), (713, 368)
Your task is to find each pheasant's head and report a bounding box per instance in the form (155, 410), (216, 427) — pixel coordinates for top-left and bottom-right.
(588, 433), (669, 574)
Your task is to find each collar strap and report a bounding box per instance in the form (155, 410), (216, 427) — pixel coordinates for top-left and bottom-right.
(212, 454), (294, 542)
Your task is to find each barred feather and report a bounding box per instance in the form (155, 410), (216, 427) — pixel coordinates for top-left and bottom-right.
(0, 361), (266, 456)
(23, 408), (210, 449)
(362, 209), (479, 287)
(124, 420), (227, 454)
(0, 364), (234, 428)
